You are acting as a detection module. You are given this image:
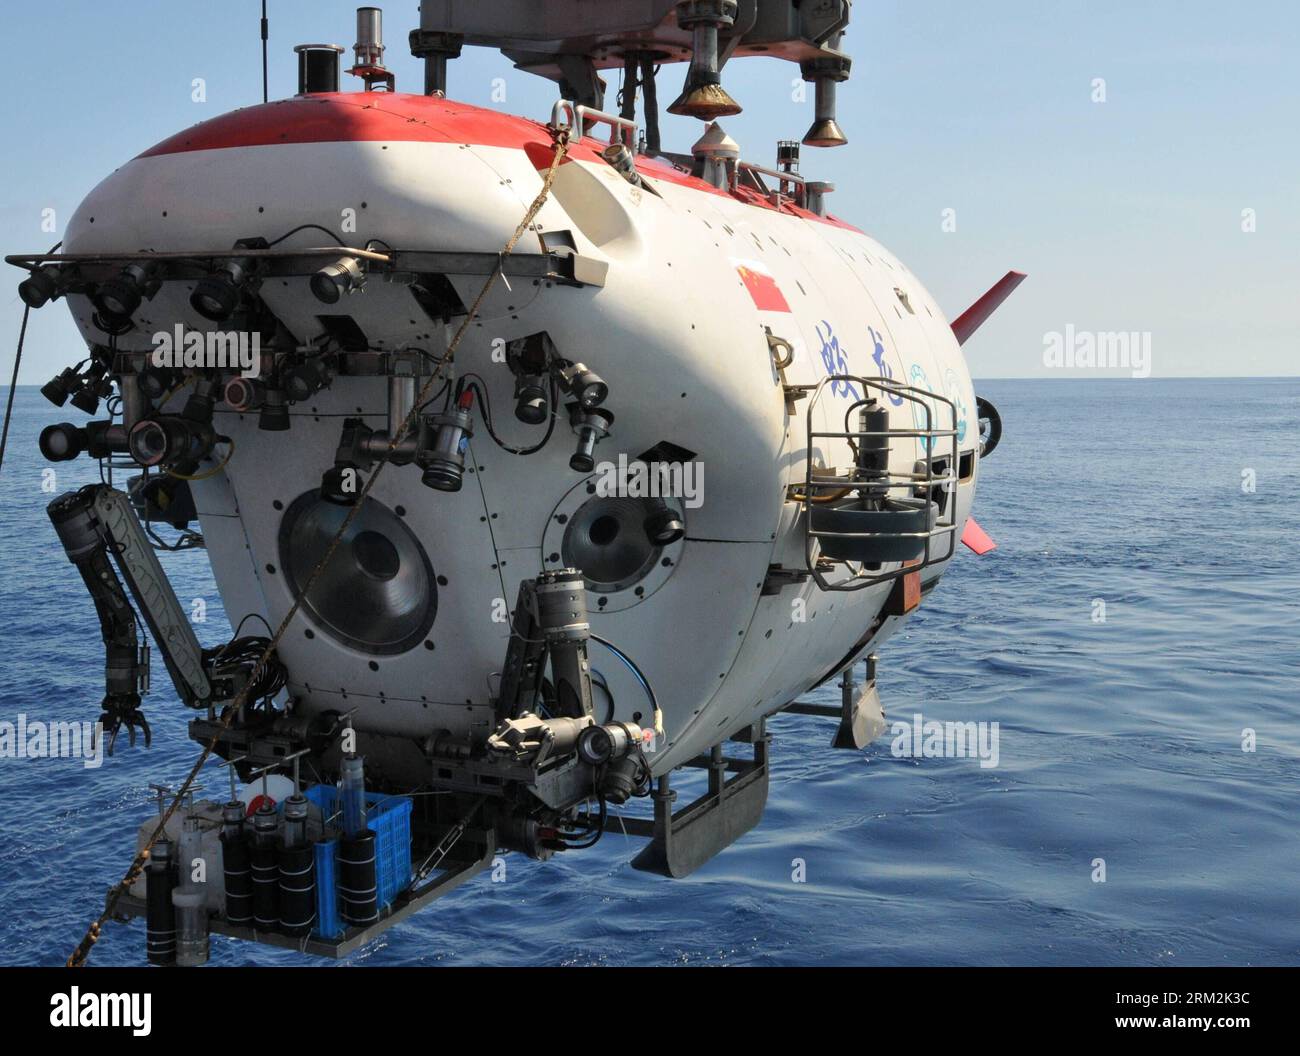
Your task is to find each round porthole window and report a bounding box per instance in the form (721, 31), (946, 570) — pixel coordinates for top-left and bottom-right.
(278, 490), (437, 654)
(543, 481), (685, 612)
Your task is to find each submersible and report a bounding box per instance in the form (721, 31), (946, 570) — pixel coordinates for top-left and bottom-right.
(7, 1), (1021, 962)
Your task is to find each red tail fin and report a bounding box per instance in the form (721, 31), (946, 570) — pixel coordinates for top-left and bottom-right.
(961, 517), (997, 555)
(951, 271), (1027, 346)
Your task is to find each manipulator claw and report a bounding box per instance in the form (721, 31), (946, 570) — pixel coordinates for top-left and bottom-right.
(98, 697), (152, 755)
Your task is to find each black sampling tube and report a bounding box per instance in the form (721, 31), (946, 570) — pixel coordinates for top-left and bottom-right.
(145, 837), (177, 965)
(338, 830), (379, 927)
(220, 802), (254, 927)
(277, 843), (317, 937)
(249, 803), (280, 933)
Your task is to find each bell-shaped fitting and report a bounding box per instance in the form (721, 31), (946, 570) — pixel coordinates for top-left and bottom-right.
(691, 122), (740, 190)
(803, 116), (848, 148)
(803, 75), (848, 147)
(668, 4), (742, 120)
(668, 74), (742, 120)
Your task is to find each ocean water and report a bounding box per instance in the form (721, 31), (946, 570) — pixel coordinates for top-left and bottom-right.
(0, 378), (1296, 967)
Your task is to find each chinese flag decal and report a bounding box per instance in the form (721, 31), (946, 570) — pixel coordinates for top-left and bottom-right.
(735, 262), (791, 313)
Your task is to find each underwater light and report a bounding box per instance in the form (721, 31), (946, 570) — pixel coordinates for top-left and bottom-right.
(310, 256), (365, 304)
(94, 263), (157, 319)
(190, 259), (254, 322)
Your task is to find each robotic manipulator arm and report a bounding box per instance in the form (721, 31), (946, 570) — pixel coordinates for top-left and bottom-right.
(47, 484), (213, 753)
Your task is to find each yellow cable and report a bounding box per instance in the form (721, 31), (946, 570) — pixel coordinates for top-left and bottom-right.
(166, 437), (235, 481)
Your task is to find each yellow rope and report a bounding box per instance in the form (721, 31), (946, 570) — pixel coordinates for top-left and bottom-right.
(790, 486), (852, 504)
(66, 126), (571, 967)
(156, 374), (195, 410)
(166, 437), (235, 481)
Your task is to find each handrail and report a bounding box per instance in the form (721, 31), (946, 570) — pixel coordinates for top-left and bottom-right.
(550, 99), (638, 151)
(739, 160), (806, 187)
(800, 374), (960, 592)
(5, 246), (391, 269)
(737, 160), (806, 208)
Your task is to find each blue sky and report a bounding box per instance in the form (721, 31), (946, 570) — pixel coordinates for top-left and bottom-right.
(2, 0), (1296, 380)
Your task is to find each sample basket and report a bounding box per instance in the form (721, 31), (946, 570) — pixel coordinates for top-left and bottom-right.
(303, 784), (413, 939)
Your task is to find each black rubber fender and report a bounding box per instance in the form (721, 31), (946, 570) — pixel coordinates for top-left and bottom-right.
(976, 396), (1002, 458)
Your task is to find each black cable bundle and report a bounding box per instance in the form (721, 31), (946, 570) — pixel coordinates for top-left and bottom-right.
(458, 373), (560, 456)
(556, 795), (608, 850)
(203, 632), (287, 713)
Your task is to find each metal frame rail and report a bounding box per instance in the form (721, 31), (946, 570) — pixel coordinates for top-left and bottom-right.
(792, 374), (959, 592)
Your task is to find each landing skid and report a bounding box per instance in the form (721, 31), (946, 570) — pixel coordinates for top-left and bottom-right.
(605, 721), (770, 878)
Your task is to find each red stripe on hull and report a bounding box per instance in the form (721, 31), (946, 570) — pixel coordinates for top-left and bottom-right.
(138, 93), (539, 156)
(138, 93), (859, 231)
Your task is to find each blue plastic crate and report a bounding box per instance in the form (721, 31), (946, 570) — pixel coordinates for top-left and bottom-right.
(303, 785), (413, 939)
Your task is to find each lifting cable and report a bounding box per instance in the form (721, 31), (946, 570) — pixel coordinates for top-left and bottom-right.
(1, 241), (61, 476)
(65, 125), (572, 967)
(0, 305), (30, 476)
